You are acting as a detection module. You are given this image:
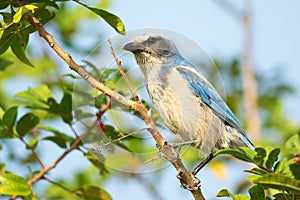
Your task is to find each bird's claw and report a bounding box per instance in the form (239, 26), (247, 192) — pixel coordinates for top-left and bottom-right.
(176, 169), (201, 190)
(157, 141), (178, 161)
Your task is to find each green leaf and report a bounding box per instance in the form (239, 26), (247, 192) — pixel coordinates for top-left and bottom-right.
(273, 193), (293, 200)
(26, 137), (39, 150)
(285, 134), (300, 153)
(33, 5), (56, 25)
(244, 167), (268, 175)
(0, 2), (10, 9)
(217, 189), (234, 198)
(290, 163), (300, 180)
(266, 148), (280, 169)
(13, 5), (38, 23)
(59, 93), (73, 123)
(2, 106), (18, 129)
(74, 185), (112, 200)
(74, 1), (125, 35)
(0, 5), (54, 64)
(214, 148), (255, 163)
(0, 128), (13, 139)
(15, 85), (52, 109)
(43, 136), (67, 148)
(0, 173), (31, 196)
(40, 126), (73, 148)
(254, 147), (267, 166)
(47, 97), (59, 114)
(0, 22), (13, 55)
(252, 173), (300, 194)
(10, 33), (34, 67)
(233, 194), (250, 200)
(274, 158), (294, 176)
(16, 113), (40, 137)
(217, 189), (249, 199)
(249, 185), (265, 200)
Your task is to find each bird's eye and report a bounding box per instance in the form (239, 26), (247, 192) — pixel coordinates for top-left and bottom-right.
(144, 50), (152, 55)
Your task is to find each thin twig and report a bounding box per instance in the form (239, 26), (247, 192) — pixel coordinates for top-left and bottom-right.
(108, 38), (139, 101)
(19, 137), (45, 169)
(68, 123), (80, 138)
(99, 128), (148, 148)
(43, 176), (74, 193)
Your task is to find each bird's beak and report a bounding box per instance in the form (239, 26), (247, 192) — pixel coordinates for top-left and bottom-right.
(123, 42), (144, 52)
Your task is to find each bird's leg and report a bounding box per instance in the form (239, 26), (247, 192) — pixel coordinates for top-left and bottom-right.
(191, 153), (215, 175)
(157, 140), (196, 161)
(168, 140), (197, 148)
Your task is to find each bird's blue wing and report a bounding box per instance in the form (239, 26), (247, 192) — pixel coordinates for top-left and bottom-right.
(175, 65), (247, 136)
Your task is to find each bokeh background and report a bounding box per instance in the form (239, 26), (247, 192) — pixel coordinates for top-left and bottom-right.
(0, 0), (299, 199)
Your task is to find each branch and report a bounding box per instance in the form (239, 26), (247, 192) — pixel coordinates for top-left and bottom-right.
(27, 136), (81, 185)
(24, 122), (95, 188)
(18, 1), (205, 199)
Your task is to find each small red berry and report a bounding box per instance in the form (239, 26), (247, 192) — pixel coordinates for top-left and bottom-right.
(294, 153), (299, 158)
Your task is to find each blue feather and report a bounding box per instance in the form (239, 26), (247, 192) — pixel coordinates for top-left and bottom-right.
(173, 62), (247, 135)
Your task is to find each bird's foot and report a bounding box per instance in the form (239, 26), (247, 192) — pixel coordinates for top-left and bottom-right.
(168, 140), (196, 148)
(157, 140), (196, 161)
(176, 169), (201, 190)
(157, 141), (179, 161)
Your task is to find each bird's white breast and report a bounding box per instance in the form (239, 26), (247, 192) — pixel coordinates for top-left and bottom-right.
(146, 67), (224, 156)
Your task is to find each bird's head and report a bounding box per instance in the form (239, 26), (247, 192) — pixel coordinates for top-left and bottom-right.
(123, 34), (180, 64)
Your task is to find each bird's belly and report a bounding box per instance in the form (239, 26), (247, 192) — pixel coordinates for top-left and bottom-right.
(147, 84), (223, 156)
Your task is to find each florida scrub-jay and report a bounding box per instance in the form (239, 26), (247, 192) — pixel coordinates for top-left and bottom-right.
(123, 34), (253, 174)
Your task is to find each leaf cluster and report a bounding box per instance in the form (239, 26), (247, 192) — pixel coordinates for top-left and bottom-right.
(216, 132), (300, 200)
(0, 0), (125, 67)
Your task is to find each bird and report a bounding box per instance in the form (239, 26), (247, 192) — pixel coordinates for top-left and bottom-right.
(123, 33), (253, 175)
